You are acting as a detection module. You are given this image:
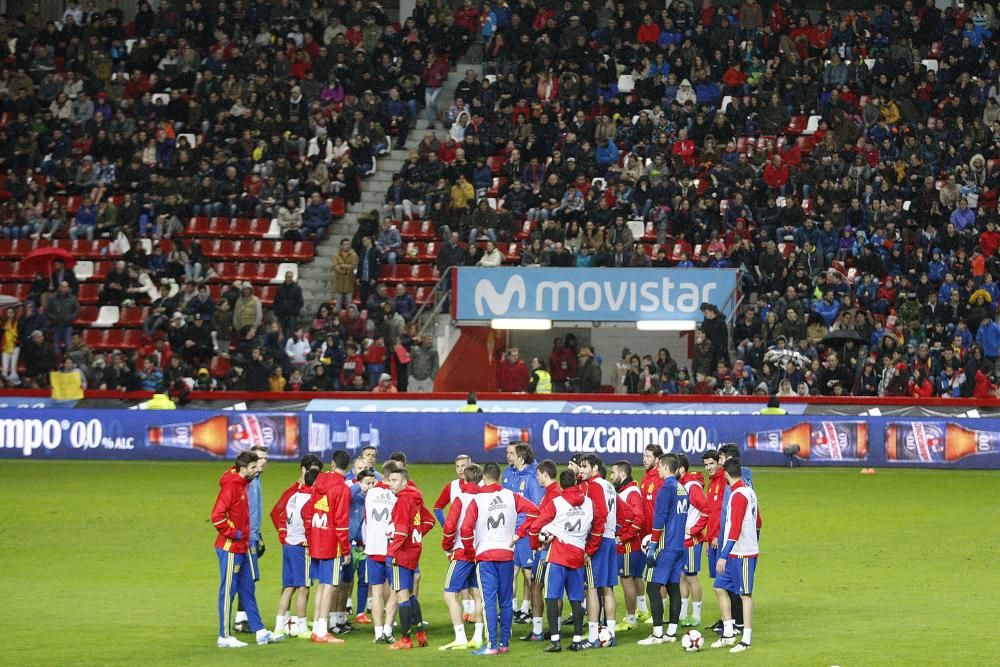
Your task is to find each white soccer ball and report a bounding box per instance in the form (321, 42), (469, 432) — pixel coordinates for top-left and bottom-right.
(538, 531), (551, 544)
(681, 629), (703, 652)
(597, 626), (613, 647)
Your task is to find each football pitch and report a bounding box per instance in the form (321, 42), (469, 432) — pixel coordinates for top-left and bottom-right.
(2, 461), (998, 666)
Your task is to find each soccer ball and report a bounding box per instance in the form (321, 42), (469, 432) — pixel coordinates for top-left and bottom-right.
(681, 629), (703, 652)
(596, 626), (613, 647)
(537, 531), (551, 544)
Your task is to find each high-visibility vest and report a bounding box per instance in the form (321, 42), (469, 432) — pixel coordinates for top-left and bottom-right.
(759, 407), (787, 415)
(534, 370), (552, 394)
(458, 403), (481, 412)
(147, 393), (177, 410)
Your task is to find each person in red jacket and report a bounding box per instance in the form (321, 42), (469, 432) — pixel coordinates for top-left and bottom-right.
(636, 14), (661, 45)
(386, 467), (436, 650)
(678, 454), (711, 628)
(301, 450), (353, 644)
(211, 451), (283, 648)
(611, 460), (646, 630)
(340, 342), (365, 389)
(671, 128), (697, 167)
(529, 469), (604, 652)
(701, 450), (725, 581)
(440, 463), (485, 650)
(269, 454), (323, 638)
(547, 337), (577, 391)
(497, 348), (530, 392)
(762, 154), (789, 192)
(637, 444), (663, 622)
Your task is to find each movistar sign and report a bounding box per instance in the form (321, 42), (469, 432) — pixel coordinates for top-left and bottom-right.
(454, 268), (738, 322)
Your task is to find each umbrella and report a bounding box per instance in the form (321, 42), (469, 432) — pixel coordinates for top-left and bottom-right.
(822, 329), (866, 345)
(21, 246), (76, 271)
(0, 294), (21, 309)
(763, 348), (811, 369)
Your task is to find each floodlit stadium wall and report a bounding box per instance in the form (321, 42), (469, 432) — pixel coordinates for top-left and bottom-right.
(1, 407), (998, 469)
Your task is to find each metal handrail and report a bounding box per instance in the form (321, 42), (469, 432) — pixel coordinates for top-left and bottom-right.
(414, 266), (454, 339)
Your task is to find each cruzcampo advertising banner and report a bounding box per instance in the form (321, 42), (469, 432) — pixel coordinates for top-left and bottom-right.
(454, 267), (739, 321)
(1, 409), (998, 469)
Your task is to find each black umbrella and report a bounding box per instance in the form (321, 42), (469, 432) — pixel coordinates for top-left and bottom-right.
(822, 329), (866, 344)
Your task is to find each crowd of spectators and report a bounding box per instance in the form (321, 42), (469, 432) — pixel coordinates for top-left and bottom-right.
(0, 0), (471, 394)
(7, 0), (1000, 398)
(387, 0), (1000, 398)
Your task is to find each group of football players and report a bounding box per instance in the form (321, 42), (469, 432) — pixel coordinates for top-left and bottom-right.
(210, 441), (761, 654)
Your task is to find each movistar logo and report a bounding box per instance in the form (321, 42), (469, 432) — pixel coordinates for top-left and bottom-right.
(474, 274), (526, 316)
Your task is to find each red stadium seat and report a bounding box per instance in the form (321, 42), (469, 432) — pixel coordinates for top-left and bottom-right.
(402, 242), (424, 262)
(117, 307), (145, 327)
(400, 220), (435, 241)
(290, 241), (313, 261)
(82, 329), (108, 349)
(73, 306), (99, 327)
(784, 115), (807, 134)
(258, 285), (277, 306)
(78, 284), (100, 304)
(329, 197), (346, 218)
(514, 219), (537, 241)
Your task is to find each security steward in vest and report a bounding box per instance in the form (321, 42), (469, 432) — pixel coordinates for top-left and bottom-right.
(459, 391), (484, 412)
(528, 357), (553, 394)
(760, 395), (787, 415)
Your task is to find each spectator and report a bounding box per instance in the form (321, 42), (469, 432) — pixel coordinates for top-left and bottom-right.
(572, 345), (602, 393)
(46, 281), (80, 357)
(332, 239), (360, 313)
(21, 330), (56, 388)
(356, 236), (382, 310)
(373, 372), (398, 393)
(409, 334), (439, 393)
(232, 285), (263, 335)
(273, 272), (305, 340)
(393, 284), (417, 322)
(2, 307), (21, 385)
(302, 193), (332, 240)
(376, 218), (403, 268)
(497, 347), (529, 392)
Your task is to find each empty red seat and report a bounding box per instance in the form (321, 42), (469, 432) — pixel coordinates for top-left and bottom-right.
(400, 220), (435, 241)
(73, 306), (99, 326)
(91, 262), (111, 281)
(249, 218), (271, 236)
(121, 330), (143, 350)
(329, 197), (346, 218)
(187, 217), (211, 236)
(414, 286), (435, 305)
(504, 242), (520, 263)
(290, 241), (312, 261)
(82, 329), (108, 349)
(784, 115), (807, 134)
(78, 284), (100, 304)
(231, 218), (254, 237)
(642, 222), (657, 241)
(118, 307), (145, 327)
(408, 264), (438, 285)
(514, 219), (537, 241)
(258, 285), (277, 305)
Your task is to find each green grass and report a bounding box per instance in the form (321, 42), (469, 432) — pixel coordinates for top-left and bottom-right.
(1, 462), (999, 666)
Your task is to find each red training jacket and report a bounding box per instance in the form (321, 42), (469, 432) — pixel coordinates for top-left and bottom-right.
(703, 467), (726, 543)
(301, 470), (351, 559)
(387, 483), (435, 570)
(639, 467), (663, 537)
(616, 480), (645, 553)
(211, 467), (250, 553)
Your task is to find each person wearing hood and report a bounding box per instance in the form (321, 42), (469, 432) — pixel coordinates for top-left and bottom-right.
(675, 78), (697, 106)
(211, 450), (284, 648)
(528, 469), (602, 652)
(386, 466), (436, 650)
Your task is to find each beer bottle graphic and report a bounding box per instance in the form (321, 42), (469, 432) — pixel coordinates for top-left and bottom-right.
(746, 421), (869, 461)
(885, 421), (1000, 463)
(147, 414), (300, 458)
(483, 424), (531, 451)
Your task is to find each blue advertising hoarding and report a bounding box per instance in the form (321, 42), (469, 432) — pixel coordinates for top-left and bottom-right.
(1, 409), (998, 469)
(454, 267), (739, 321)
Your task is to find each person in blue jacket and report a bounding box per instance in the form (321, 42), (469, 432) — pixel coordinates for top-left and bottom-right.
(502, 442), (544, 624)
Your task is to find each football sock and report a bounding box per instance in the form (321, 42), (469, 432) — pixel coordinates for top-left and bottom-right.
(453, 624), (468, 644)
(382, 624), (393, 637)
(314, 618), (327, 636)
(532, 617), (543, 635)
(520, 599), (530, 614)
(276, 615), (287, 632)
(652, 625), (663, 638)
(235, 611), (248, 624)
(666, 583), (681, 625)
(723, 620), (734, 638)
(398, 600), (412, 638)
(667, 623), (677, 637)
(646, 582), (664, 626)
(636, 595), (648, 614)
(680, 599), (689, 619)
(624, 614), (637, 625)
(692, 601), (702, 621)
(547, 602), (560, 639)
(730, 592), (744, 625)
(411, 598), (424, 626)
(572, 634), (582, 643)
(742, 628), (752, 644)
(607, 619), (616, 636)
(570, 601), (585, 638)
(588, 622), (599, 643)
(473, 622), (484, 642)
